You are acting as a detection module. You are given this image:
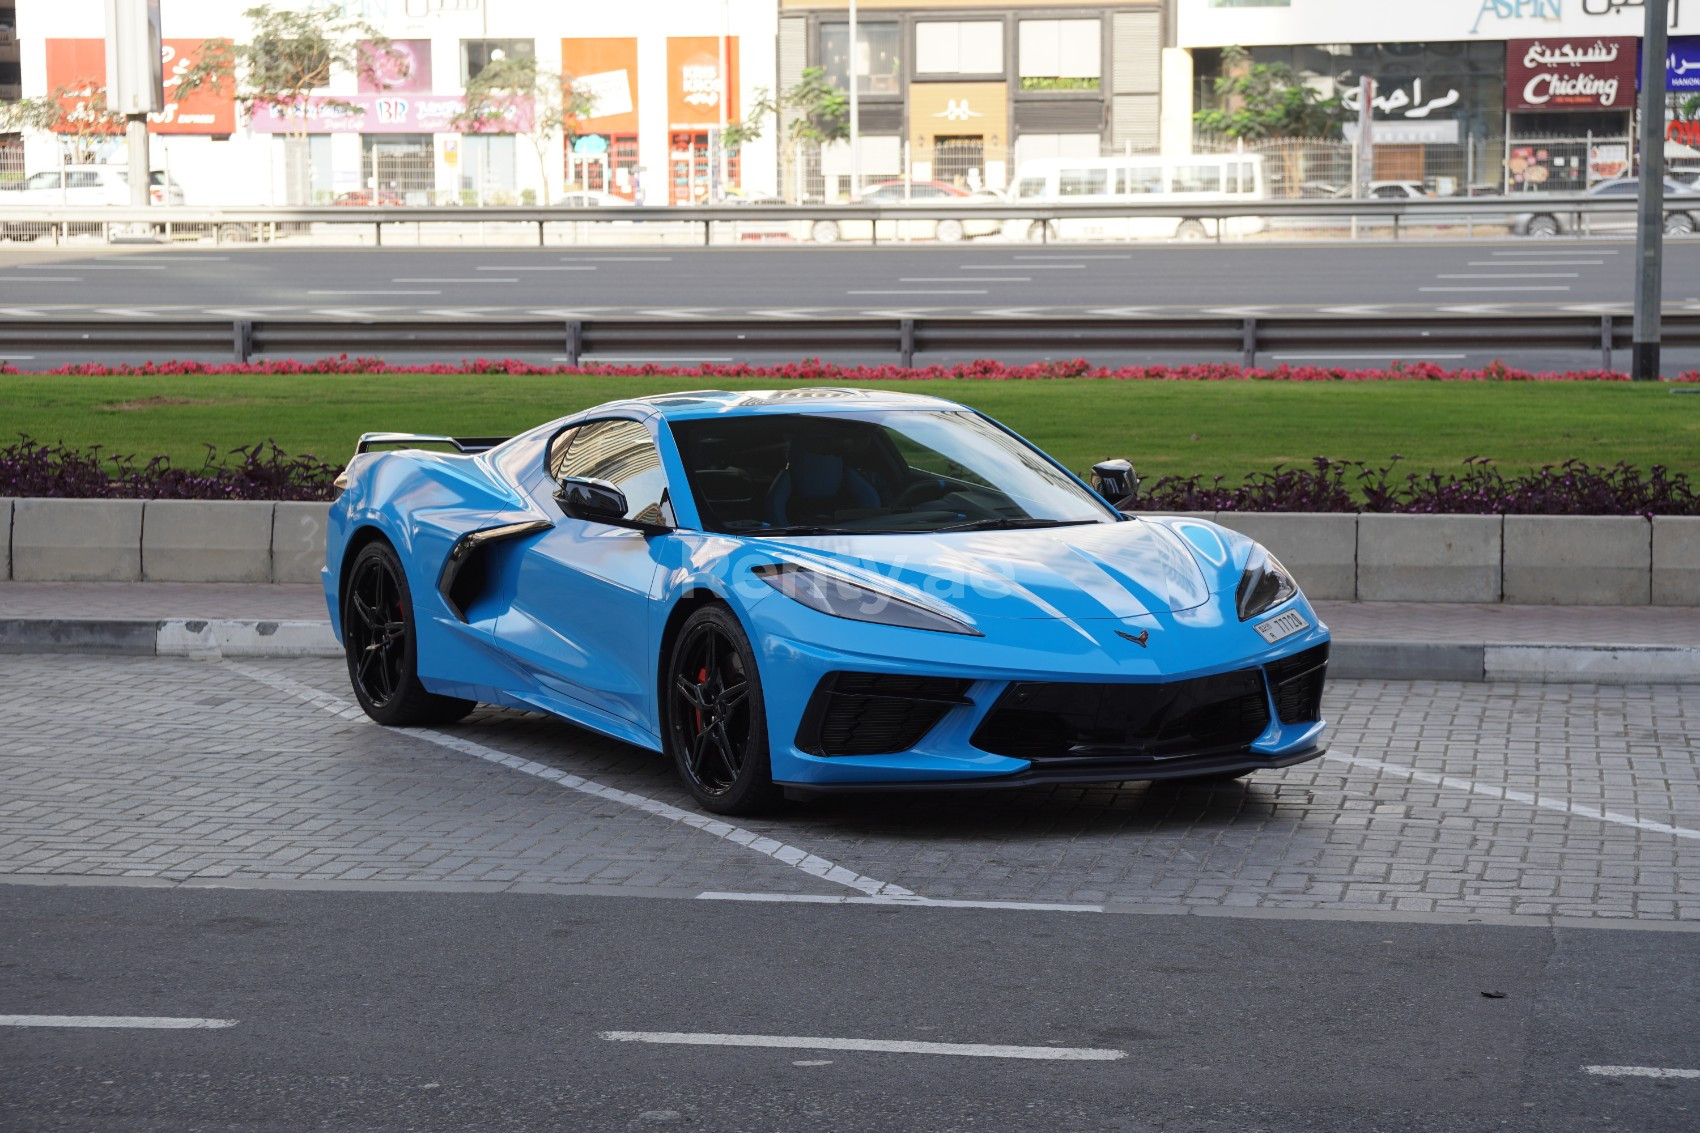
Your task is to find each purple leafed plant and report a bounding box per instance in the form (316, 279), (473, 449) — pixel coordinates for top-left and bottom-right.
(0, 436), (341, 502)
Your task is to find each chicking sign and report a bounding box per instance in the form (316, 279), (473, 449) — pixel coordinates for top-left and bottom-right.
(1507, 37), (1640, 110)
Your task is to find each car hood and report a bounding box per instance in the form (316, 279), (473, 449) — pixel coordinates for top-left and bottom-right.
(756, 519), (1221, 623)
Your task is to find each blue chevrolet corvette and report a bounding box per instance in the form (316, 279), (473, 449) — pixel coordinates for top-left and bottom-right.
(325, 388), (1329, 814)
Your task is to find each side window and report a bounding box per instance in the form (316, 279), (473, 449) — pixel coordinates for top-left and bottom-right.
(23, 172), (61, 190)
(555, 418), (670, 526)
(68, 171), (103, 188)
(1058, 168), (1106, 196)
(1015, 176), (1046, 199)
(546, 426), (579, 480)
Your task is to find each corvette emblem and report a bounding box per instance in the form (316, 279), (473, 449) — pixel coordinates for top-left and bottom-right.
(1116, 630), (1150, 648)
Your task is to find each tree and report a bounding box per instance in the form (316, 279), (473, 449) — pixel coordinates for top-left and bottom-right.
(0, 79), (125, 165)
(732, 67), (848, 202)
(1192, 46), (1344, 141)
(174, 4), (401, 203)
(454, 54), (596, 205)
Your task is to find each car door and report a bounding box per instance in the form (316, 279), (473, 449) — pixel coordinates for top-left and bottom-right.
(492, 417), (671, 730)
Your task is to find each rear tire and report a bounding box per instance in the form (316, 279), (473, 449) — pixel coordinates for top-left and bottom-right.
(1524, 216), (1561, 238)
(1666, 213), (1695, 237)
(663, 605), (782, 816)
(342, 541), (476, 727)
(935, 218), (965, 243)
(812, 219), (840, 244)
(1177, 220), (1208, 241)
(1025, 220), (1057, 243)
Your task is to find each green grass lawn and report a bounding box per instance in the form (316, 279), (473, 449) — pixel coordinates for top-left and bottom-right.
(2, 373), (1695, 483)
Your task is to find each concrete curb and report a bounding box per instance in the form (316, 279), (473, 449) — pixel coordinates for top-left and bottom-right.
(0, 619), (1695, 682)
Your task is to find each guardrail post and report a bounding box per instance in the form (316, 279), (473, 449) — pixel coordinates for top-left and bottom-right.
(538, 220), (545, 247)
(564, 320), (582, 367)
(1601, 314), (1615, 371)
(1241, 317), (1258, 369)
(703, 219), (710, 247)
(1393, 212), (1402, 241)
(900, 319), (915, 368)
(374, 221), (383, 247)
(233, 320), (253, 364)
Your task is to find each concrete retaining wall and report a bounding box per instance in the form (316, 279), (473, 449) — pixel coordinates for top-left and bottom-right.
(0, 500), (1693, 605)
(4, 500), (330, 585)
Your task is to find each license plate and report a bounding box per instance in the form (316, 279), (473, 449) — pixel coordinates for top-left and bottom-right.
(1254, 609), (1309, 645)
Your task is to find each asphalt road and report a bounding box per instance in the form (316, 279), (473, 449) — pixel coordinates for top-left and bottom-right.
(4, 884), (1697, 1133)
(1, 240), (1698, 371)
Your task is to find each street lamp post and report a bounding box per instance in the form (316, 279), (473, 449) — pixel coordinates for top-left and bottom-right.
(849, 0), (860, 200)
(1634, 0), (1671, 380)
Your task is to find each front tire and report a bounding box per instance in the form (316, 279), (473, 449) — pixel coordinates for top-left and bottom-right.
(812, 219), (840, 244)
(1666, 213), (1695, 237)
(342, 541), (475, 727)
(935, 218), (965, 243)
(663, 605), (781, 815)
(1524, 216), (1561, 238)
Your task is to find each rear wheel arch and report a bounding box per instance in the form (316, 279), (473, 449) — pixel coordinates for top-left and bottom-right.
(339, 525), (395, 612)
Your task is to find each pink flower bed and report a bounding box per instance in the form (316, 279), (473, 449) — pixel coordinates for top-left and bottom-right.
(5, 356), (1698, 382)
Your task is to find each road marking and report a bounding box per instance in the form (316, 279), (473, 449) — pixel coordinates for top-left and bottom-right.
(16, 263), (165, 271)
(204, 308), (274, 318)
(1493, 248), (1619, 255)
(634, 309), (708, 318)
(1434, 273), (1580, 279)
(418, 308), (486, 319)
(0, 308), (45, 316)
(226, 663), (916, 898)
(1088, 306), (1157, 317)
(1013, 254), (1131, 260)
(698, 891), (1101, 913)
(745, 309), (818, 319)
(0, 354), (37, 359)
(1317, 305), (1390, 315)
(1435, 304), (1509, 314)
(846, 289), (987, 295)
(960, 263), (1083, 270)
(560, 256), (672, 262)
(0, 1015), (237, 1029)
(901, 276), (1029, 282)
(120, 255), (229, 262)
(1466, 260), (1601, 267)
(973, 308), (1047, 318)
(392, 277), (518, 283)
(1584, 1066), (1700, 1079)
(598, 1032), (1127, 1061)
(0, 277), (80, 283)
(1419, 285), (1572, 292)
(530, 309), (601, 318)
(1323, 752), (1700, 842)
(94, 308), (158, 317)
(479, 265), (596, 271)
(308, 289), (441, 295)
(1270, 352), (1467, 361)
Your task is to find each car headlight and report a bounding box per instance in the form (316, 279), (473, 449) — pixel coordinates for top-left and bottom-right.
(1236, 544), (1298, 622)
(752, 562), (981, 636)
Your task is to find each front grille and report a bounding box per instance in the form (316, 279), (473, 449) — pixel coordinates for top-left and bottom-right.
(1265, 643), (1329, 725)
(970, 670), (1272, 762)
(798, 672), (974, 757)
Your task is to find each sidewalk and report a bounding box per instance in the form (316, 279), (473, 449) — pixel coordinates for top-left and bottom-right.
(1, 582), (1696, 681)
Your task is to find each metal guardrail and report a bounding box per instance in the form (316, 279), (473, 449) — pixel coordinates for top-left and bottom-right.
(0, 193), (1665, 245)
(0, 312), (1679, 370)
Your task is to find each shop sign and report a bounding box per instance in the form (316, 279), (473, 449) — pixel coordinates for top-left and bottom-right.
(1506, 37), (1639, 109)
(1472, 0), (1565, 36)
(1582, 0), (1682, 27)
(1340, 79), (1461, 119)
(1343, 120), (1462, 145)
(358, 39), (432, 94)
(250, 92), (532, 133)
(666, 37), (739, 130)
(45, 38), (237, 135)
(1669, 36), (1700, 89)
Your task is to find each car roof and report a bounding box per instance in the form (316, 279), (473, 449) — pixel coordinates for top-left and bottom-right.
(579, 387), (968, 422)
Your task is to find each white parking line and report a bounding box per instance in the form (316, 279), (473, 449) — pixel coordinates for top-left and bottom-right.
(599, 1032), (1127, 1061)
(1434, 273), (1580, 279)
(0, 1015), (237, 1029)
(696, 891), (1102, 913)
(226, 663), (916, 899)
(1584, 1066), (1700, 1079)
(1323, 752), (1700, 842)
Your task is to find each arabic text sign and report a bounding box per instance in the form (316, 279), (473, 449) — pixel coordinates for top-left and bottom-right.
(1582, 0), (1683, 29)
(1507, 37), (1640, 110)
(250, 92), (532, 134)
(1670, 36), (1700, 89)
(1340, 79), (1462, 120)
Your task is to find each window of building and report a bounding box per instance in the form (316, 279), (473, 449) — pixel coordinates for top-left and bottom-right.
(459, 133), (516, 202)
(1012, 132), (1101, 170)
(461, 38), (535, 84)
(361, 133), (434, 203)
(820, 22), (901, 95)
(1018, 19), (1100, 90)
(915, 21), (1003, 76)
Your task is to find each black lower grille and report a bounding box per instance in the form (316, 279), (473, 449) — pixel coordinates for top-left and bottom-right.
(1265, 643), (1329, 725)
(798, 673), (974, 757)
(970, 670), (1272, 762)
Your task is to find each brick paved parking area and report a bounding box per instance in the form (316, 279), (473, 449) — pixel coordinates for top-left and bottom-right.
(1, 656), (1696, 923)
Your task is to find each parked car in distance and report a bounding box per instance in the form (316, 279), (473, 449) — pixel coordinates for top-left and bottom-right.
(1004, 154), (1268, 242)
(1509, 177), (1700, 237)
(332, 189), (406, 207)
(0, 165), (186, 240)
(554, 190), (629, 208)
(808, 180), (999, 243)
(1334, 180), (1439, 200)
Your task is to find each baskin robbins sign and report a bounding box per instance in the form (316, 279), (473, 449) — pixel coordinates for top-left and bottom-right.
(1506, 37), (1639, 109)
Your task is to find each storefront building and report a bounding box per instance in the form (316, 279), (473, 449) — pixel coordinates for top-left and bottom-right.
(14, 0), (778, 206)
(776, 1), (1170, 197)
(1177, 0), (1698, 195)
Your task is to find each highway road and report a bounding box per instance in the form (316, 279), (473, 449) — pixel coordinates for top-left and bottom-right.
(1, 239), (1699, 371)
(5, 884), (1697, 1133)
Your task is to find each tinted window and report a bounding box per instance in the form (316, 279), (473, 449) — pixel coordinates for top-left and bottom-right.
(552, 419), (670, 526)
(1170, 165), (1222, 193)
(67, 171), (102, 188)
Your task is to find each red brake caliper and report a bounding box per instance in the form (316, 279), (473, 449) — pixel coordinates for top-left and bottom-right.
(694, 666), (708, 731)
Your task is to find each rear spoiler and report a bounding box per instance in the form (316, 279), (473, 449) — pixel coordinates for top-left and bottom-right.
(354, 432), (510, 455)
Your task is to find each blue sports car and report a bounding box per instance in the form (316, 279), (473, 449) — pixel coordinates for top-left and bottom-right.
(326, 388), (1329, 814)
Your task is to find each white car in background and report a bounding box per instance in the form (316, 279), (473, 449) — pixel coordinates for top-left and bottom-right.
(0, 166), (186, 240)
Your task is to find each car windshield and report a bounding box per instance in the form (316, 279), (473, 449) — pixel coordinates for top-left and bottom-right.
(668, 409), (1117, 535)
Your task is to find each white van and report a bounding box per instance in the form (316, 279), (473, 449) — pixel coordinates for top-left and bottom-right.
(1005, 154), (1268, 242)
(0, 165), (187, 241)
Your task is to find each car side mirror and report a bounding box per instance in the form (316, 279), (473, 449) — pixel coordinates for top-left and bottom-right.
(1091, 458), (1139, 505)
(555, 476), (630, 523)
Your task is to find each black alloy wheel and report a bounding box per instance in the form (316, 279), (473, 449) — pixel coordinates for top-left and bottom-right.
(664, 605), (781, 815)
(342, 541), (475, 726)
